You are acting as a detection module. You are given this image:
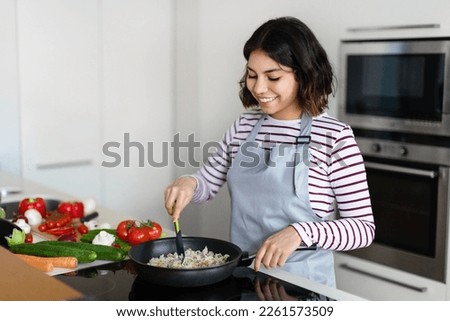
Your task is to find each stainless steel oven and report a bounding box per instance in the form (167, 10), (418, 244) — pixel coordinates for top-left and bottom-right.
(337, 38), (450, 283)
(338, 38), (450, 136)
(347, 131), (450, 282)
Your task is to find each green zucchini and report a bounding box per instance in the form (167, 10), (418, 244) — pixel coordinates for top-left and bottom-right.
(39, 241), (126, 261)
(79, 229), (117, 243)
(79, 229), (131, 252)
(9, 243), (97, 263)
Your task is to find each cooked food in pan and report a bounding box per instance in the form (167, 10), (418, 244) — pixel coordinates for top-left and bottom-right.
(147, 246), (230, 269)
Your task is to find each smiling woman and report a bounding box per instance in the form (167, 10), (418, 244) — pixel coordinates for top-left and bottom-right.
(164, 16), (375, 288)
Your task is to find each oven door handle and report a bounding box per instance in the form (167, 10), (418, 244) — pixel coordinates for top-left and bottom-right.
(365, 161), (438, 179)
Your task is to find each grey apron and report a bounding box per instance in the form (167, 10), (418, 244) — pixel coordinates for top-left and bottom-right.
(227, 113), (336, 287)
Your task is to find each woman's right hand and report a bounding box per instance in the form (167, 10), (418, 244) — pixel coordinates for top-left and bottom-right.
(164, 176), (197, 222)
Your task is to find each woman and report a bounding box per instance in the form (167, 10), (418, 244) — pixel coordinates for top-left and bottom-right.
(164, 16), (375, 287)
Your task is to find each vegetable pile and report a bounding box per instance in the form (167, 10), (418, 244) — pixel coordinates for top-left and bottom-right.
(2, 196), (165, 273)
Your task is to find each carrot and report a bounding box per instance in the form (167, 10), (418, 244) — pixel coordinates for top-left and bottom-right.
(15, 254), (78, 270)
(44, 256), (78, 269)
(16, 254), (54, 272)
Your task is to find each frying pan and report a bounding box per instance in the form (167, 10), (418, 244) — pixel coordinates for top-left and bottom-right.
(128, 236), (250, 287)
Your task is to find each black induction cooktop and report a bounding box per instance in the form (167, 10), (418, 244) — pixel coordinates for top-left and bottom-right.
(55, 260), (334, 301)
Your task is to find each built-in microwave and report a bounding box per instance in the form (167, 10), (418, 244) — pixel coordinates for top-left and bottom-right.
(338, 38), (450, 137)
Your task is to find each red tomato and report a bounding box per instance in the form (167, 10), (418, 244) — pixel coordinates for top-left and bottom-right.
(77, 224), (89, 234)
(116, 219), (162, 245)
(46, 220), (56, 229)
(145, 221), (162, 241)
(38, 223), (47, 232)
(116, 220), (137, 242)
(128, 226), (151, 246)
(128, 221), (163, 246)
(57, 201), (84, 219)
(25, 233), (33, 243)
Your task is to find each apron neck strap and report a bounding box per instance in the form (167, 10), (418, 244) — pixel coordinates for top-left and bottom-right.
(297, 113), (312, 145)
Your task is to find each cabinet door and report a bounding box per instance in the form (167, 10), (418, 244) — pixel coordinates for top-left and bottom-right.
(100, 0), (174, 222)
(334, 253), (447, 300)
(17, 0), (101, 199)
(0, 0), (21, 176)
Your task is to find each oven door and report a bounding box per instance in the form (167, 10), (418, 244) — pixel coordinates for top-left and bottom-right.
(347, 157), (449, 282)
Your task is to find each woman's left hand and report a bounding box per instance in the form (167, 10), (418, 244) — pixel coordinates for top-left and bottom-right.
(254, 226), (302, 272)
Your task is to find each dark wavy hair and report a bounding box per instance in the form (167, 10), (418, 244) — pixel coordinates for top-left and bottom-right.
(239, 16), (335, 116)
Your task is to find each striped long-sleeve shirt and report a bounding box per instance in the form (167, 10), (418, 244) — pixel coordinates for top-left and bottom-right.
(191, 110), (375, 251)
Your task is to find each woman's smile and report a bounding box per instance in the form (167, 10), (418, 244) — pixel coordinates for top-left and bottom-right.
(246, 49), (301, 120)
(258, 96), (278, 103)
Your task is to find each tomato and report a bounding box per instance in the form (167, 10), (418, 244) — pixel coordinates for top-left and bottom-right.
(116, 219), (162, 246)
(145, 221), (162, 240)
(128, 226), (151, 245)
(46, 220), (56, 229)
(25, 233), (33, 243)
(38, 223), (47, 232)
(57, 201), (84, 219)
(116, 220), (137, 242)
(42, 212), (72, 233)
(77, 224), (89, 235)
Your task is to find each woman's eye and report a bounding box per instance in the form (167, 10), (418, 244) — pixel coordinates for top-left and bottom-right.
(247, 74), (257, 79)
(268, 77), (280, 81)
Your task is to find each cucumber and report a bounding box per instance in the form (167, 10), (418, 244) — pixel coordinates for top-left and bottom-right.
(79, 229), (117, 243)
(79, 229), (131, 252)
(9, 243), (97, 263)
(39, 241), (126, 261)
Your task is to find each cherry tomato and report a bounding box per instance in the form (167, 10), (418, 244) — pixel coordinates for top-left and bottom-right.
(46, 220), (56, 229)
(57, 201), (84, 219)
(38, 223), (47, 232)
(77, 224), (89, 235)
(25, 233), (33, 243)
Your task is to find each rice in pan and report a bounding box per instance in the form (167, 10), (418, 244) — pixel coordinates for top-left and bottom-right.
(147, 246), (230, 269)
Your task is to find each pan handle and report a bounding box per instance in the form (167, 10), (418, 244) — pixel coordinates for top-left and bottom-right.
(238, 244), (318, 267)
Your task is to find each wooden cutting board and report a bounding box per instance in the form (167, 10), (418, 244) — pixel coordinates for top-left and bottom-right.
(0, 246), (83, 300)
(31, 217), (86, 241)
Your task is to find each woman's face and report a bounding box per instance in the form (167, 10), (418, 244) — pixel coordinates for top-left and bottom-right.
(246, 49), (301, 120)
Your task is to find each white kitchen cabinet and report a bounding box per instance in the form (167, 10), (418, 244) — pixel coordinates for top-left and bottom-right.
(100, 0), (175, 224)
(17, 0), (102, 200)
(334, 253), (447, 300)
(0, 0), (21, 176)
(338, 0), (450, 41)
(12, 0), (175, 222)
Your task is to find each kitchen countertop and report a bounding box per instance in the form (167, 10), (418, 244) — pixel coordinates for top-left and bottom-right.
(0, 170), (364, 301)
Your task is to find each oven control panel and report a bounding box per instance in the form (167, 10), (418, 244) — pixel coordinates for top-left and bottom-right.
(356, 137), (450, 166)
(370, 142), (408, 157)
